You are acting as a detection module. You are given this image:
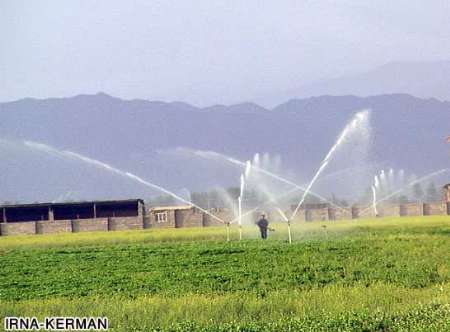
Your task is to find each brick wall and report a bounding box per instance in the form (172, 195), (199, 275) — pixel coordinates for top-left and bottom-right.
(328, 207), (352, 220)
(72, 218), (108, 232)
(350, 206), (361, 219)
(444, 187), (450, 203)
(423, 202), (446, 216)
(175, 209), (203, 228)
(36, 220), (72, 234)
(0, 222), (36, 236)
(358, 206), (376, 218)
(378, 204), (400, 217)
(143, 216), (152, 229)
(147, 210), (176, 228)
(2, 199), (450, 237)
(305, 208), (329, 221)
(400, 203), (423, 216)
(109, 216), (144, 231)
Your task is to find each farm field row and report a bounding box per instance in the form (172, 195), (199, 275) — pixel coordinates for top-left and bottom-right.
(0, 216), (449, 250)
(1, 216), (449, 331)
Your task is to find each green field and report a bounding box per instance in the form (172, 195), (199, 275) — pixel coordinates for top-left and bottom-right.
(1, 217), (450, 331)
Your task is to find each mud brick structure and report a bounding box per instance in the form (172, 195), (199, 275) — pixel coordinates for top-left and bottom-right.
(72, 218), (109, 232)
(377, 204), (401, 217)
(328, 207), (352, 220)
(147, 205), (189, 228)
(444, 184), (450, 203)
(36, 220), (72, 234)
(399, 202), (423, 216)
(0, 221), (37, 236)
(204, 208), (233, 226)
(305, 208), (329, 221)
(1, 185), (450, 236)
(443, 184), (450, 214)
(423, 202), (447, 215)
(175, 208), (204, 228)
(0, 199), (144, 236)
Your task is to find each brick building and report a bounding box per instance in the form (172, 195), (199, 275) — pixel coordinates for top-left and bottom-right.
(1, 188), (450, 236)
(443, 184), (450, 202)
(443, 184), (450, 215)
(0, 199), (145, 235)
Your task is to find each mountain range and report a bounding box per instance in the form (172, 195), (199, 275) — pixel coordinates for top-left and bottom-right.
(302, 60), (450, 99)
(0, 92), (449, 203)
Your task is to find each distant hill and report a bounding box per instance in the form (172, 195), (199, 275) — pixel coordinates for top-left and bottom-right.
(294, 60), (450, 101)
(0, 93), (449, 203)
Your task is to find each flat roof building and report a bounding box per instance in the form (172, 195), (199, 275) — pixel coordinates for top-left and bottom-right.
(0, 199), (144, 223)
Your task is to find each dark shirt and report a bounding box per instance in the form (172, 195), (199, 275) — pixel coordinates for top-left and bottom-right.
(256, 218), (269, 229)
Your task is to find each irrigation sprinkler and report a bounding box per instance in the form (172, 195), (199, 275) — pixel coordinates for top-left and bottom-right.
(287, 219), (292, 244)
(237, 197), (243, 241)
(238, 173), (246, 241)
(226, 222), (231, 242)
(274, 207), (291, 244)
(371, 185), (378, 216)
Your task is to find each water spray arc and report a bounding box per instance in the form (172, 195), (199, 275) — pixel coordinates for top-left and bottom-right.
(371, 185), (378, 216)
(291, 110), (370, 220)
(236, 160), (252, 240)
(238, 174), (245, 240)
(230, 186), (299, 225)
(361, 168), (450, 215)
(228, 163), (377, 244)
(23, 140), (226, 225)
(249, 155), (294, 242)
(173, 147), (346, 212)
(229, 162), (384, 226)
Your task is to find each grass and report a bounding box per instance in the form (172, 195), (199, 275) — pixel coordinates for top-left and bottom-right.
(1, 216), (449, 331)
(0, 216), (448, 250)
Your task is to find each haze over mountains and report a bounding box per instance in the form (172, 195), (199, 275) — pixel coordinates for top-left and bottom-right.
(257, 60), (450, 106)
(304, 60), (450, 99)
(0, 90), (449, 204)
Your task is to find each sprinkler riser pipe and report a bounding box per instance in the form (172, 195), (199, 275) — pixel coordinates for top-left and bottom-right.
(287, 220), (292, 244)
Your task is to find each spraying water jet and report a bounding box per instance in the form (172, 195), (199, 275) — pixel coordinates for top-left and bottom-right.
(361, 168), (450, 215)
(22, 140), (226, 225)
(169, 147), (347, 211)
(291, 110), (371, 220)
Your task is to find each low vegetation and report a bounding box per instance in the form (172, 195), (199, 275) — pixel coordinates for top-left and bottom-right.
(1, 216), (449, 331)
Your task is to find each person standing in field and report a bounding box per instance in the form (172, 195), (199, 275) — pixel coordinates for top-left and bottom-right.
(256, 214), (269, 239)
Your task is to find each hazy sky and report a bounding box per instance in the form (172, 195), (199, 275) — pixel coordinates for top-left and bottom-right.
(1, 1), (449, 106)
